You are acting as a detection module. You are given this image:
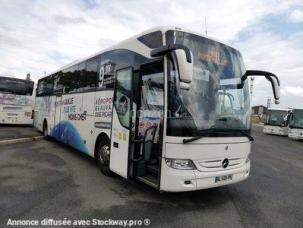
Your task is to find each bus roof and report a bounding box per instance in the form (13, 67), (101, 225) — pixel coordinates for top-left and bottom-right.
(41, 26), (238, 80)
(268, 108), (292, 111)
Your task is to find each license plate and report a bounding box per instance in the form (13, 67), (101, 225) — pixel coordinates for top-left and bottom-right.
(215, 174), (233, 183)
(25, 112), (31, 117)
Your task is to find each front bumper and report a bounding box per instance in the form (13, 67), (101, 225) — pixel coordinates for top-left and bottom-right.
(0, 111), (33, 125)
(160, 158), (250, 192)
(263, 126), (288, 136)
(288, 131), (303, 140)
(1, 117), (33, 125)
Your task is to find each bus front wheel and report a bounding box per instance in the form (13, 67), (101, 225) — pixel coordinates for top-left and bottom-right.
(96, 137), (113, 176)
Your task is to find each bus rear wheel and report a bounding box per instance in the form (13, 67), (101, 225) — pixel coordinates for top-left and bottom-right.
(96, 138), (113, 176)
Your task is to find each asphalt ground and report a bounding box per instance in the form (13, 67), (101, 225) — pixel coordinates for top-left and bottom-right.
(0, 126), (302, 228)
(0, 125), (41, 140)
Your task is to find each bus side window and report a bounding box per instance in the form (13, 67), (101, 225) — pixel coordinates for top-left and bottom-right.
(99, 61), (115, 89)
(61, 66), (82, 94)
(62, 67), (73, 94)
(37, 75), (54, 97)
(99, 50), (136, 90)
(37, 80), (44, 96)
(85, 57), (98, 90)
(79, 62), (86, 90)
(53, 72), (63, 95)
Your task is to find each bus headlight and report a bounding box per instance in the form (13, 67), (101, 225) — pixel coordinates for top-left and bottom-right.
(165, 158), (196, 170)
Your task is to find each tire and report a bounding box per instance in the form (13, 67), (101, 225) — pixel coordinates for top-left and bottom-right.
(43, 121), (48, 138)
(96, 137), (113, 176)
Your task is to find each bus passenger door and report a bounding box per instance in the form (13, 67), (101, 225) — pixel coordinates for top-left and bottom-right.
(110, 67), (133, 178)
(133, 61), (164, 189)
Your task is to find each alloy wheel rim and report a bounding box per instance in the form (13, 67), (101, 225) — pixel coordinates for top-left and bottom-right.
(99, 145), (109, 165)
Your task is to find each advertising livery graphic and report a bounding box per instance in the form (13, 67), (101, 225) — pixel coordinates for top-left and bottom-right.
(0, 94), (33, 106)
(51, 97), (89, 153)
(0, 93), (34, 124)
(51, 121), (89, 154)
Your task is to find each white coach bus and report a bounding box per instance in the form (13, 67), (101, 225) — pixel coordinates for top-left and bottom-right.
(34, 27), (280, 192)
(288, 109), (303, 140)
(263, 108), (291, 136)
(0, 76), (34, 125)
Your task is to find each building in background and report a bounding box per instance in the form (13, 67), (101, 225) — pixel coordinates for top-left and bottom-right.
(252, 105), (268, 123)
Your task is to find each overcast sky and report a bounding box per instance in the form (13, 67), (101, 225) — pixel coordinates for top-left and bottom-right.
(0, 0), (302, 108)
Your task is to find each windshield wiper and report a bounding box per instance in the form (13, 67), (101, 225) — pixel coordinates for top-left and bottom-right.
(183, 128), (216, 144)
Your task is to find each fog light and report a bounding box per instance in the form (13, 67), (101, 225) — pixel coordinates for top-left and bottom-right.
(184, 180), (191, 185)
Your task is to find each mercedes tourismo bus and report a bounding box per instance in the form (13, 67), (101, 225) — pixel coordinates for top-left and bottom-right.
(0, 76), (35, 125)
(288, 109), (303, 140)
(34, 27), (280, 192)
(263, 108), (291, 136)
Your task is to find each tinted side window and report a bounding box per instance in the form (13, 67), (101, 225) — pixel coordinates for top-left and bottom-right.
(137, 31), (163, 48)
(99, 50), (135, 90)
(99, 60), (115, 89)
(78, 62), (86, 89)
(71, 65), (83, 93)
(70, 65), (81, 93)
(37, 76), (54, 96)
(61, 65), (85, 94)
(85, 58), (98, 90)
(61, 67), (73, 94)
(53, 72), (63, 95)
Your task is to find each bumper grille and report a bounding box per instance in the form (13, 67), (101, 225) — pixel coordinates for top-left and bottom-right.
(195, 157), (245, 172)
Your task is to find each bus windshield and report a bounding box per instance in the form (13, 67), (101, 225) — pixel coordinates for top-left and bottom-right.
(265, 110), (289, 126)
(0, 76), (34, 96)
(290, 109), (303, 129)
(166, 31), (250, 137)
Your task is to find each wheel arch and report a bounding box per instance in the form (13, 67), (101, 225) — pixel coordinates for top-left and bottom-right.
(43, 118), (48, 131)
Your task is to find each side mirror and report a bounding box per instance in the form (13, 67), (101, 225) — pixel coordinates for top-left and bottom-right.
(174, 49), (193, 83)
(151, 44), (193, 83)
(240, 70), (280, 104)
